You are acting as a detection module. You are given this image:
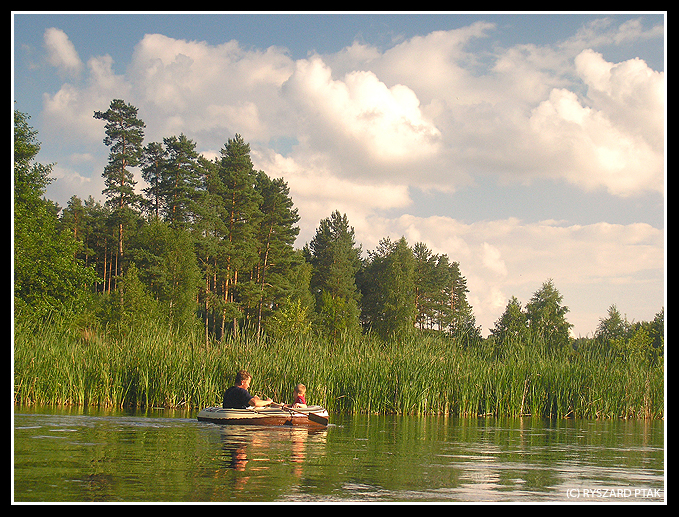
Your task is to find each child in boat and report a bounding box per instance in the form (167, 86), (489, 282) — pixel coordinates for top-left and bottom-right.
(292, 383), (307, 408)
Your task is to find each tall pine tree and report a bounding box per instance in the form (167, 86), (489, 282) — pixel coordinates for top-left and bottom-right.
(359, 237), (416, 339)
(141, 141), (167, 221)
(161, 133), (200, 229)
(252, 171), (300, 340)
(93, 99), (145, 285)
(193, 156), (228, 343)
(217, 134), (263, 338)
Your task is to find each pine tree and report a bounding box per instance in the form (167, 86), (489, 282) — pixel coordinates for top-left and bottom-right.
(141, 141), (167, 221)
(252, 171), (300, 339)
(193, 156), (228, 343)
(412, 242), (455, 331)
(383, 237), (417, 337)
(160, 133), (200, 229)
(93, 99), (145, 285)
(216, 134), (263, 338)
(81, 196), (116, 294)
(359, 237), (416, 339)
(307, 210), (362, 341)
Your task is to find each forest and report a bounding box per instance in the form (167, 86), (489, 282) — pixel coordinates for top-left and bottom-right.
(13, 100), (664, 418)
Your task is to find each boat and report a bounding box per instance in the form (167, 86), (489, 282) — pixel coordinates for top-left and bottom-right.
(197, 404), (329, 427)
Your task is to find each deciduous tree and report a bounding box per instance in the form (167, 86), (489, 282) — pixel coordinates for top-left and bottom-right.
(525, 279), (573, 349)
(14, 109), (97, 318)
(307, 210), (362, 341)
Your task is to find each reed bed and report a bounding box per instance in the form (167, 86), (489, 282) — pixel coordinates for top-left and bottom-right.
(14, 317), (664, 419)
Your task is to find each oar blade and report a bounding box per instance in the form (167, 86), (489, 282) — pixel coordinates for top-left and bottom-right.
(307, 411), (328, 426)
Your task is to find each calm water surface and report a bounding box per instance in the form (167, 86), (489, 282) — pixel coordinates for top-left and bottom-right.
(13, 407), (665, 503)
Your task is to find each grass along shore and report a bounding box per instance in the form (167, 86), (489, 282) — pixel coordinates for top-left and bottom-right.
(14, 316), (664, 419)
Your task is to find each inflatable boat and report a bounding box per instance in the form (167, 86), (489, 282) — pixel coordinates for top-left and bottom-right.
(197, 404), (329, 426)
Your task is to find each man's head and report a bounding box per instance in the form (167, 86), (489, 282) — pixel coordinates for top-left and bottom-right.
(235, 370), (252, 389)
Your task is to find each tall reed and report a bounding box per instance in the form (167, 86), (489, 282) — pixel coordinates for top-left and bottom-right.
(14, 316), (664, 419)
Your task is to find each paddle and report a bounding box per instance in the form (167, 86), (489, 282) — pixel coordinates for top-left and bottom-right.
(272, 402), (328, 426)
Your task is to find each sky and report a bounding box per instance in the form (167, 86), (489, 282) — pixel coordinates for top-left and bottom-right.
(12, 12), (665, 337)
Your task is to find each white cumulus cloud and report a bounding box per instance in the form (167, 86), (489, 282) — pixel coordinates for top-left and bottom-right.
(281, 56), (441, 176)
(29, 18), (664, 337)
(43, 27), (83, 77)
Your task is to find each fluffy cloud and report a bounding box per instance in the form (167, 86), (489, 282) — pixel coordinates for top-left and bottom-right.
(315, 23), (663, 197)
(575, 49), (664, 150)
(39, 23), (663, 200)
(43, 27), (83, 77)
(281, 56), (441, 178)
(252, 148), (412, 246)
(32, 19), (664, 335)
(126, 33), (294, 145)
(528, 85), (662, 196)
(524, 49), (665, 197)
(357, 21), (497, 106)
(42, 53), (131, 144)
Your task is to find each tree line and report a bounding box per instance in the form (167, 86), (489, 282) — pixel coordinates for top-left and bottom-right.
(14, 100), (664, 361)
(14, 100), (480, 344)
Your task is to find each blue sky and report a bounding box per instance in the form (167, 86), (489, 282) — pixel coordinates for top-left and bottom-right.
(12, 12), (665, 337)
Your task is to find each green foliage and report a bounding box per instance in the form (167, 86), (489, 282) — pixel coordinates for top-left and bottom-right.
(162, 134), (201, 228)
(14, 102), (665, 421)
(595, 304), (629, 342)
(490, 296), (528, 344)
(249, 171), (301, 337)
(412, 242), (450, 330)
(307, 210), (362, 302)
(14, 109), (53, 207)
(93, 99), (145, 213)
(109, 263), (162, 331)
(14, 109), (98, 320)
(266, 296), (313, 339)
(14, 320), (664, 419)
(491, 281), (575, 355)
(318, 291), (362, 343)
(306, 210), (363, 339)
(359, 237), (417, 339)
(140, 141), (167, 220)
(598, 306), (664, 367)
(525, 279), (573, 351)
(359, 238), (480, 343)
(128, 220), (201, 330)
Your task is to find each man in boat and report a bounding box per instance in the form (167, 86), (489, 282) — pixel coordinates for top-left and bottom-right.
(222, 370), (273, 409)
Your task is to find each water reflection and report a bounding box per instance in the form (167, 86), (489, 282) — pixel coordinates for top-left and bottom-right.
(319, 415), (664, 502)
(14, 409), (663, 503)
(221, 426), (326, 463)
(203, 424), (329, 496)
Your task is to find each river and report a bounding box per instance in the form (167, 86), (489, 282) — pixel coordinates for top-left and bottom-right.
(13, 407), (665, 503)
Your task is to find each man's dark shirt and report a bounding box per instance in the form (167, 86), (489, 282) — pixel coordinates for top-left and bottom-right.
(222, 386), (253, 409)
